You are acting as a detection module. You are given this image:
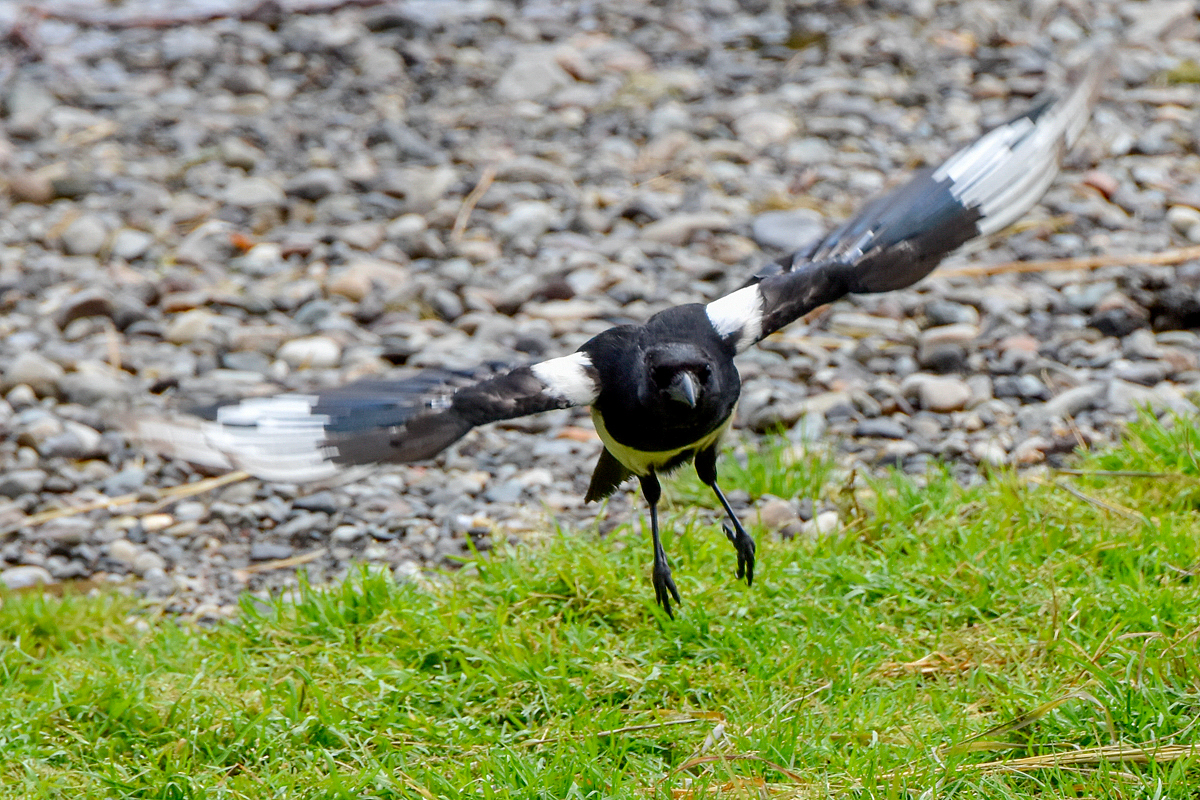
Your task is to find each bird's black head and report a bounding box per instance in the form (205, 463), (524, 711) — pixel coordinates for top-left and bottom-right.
(641, 343), (719, 414)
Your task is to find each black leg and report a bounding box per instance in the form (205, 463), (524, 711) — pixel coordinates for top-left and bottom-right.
(640, 471), (680, 617)
(695, 447), (755, 586)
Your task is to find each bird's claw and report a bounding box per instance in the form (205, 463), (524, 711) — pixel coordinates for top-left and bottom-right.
(722, 523), (756, 587)
(652, 561), (681, 618)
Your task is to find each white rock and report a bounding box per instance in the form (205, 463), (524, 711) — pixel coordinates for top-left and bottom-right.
(277, 336), (342, 369)
(224, 176), (286, 207)
(800, 511), (841, 538)
(901, 374), (972, 412)
(1166, 205), (1200, 235)
(495, 201), (560, 240)
(496, 48), (573, 102)
(971, 440), (1008, 466)
(0, 565), (54, 590)
(60, 214), (109, 256)
(734, 110), (797, 148)
(132, 551), (167, 575)
(2, 351), (64, 394)
(108, 538), (141, 567)
(164, 308), (219, 345)
(111, 228), (155, 260)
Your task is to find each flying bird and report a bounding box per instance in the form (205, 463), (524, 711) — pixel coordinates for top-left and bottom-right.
(137, 51), (1110, 617)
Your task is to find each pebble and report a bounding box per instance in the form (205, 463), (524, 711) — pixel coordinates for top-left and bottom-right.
(111, 228), (155, 260)
(60, 214), (109, 256)
(751, 209), (826, 252)
(250, 542), (295, 562)
(277, 336), (342, 369)
(2, 352), (65, 395)
(756, 496), (798, 531)
(0, 469), (47, 498)
(800, 511), (841, 539)
(108, 538), (141, 567)
(224, 176), (286, 208)
(640, 213), (733, 246)
(734, 110), (798, 148)
(0, 565), (55, 590)
(496, 48), (573, 102)
(901, 374), (973, 413)
(855, 418), (908, 439)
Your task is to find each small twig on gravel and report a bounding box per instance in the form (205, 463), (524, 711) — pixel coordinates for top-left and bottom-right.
(31, 0), (389, 30)
(451, 163), (497, 246)
(5, 471), (250, 535)
(939, 244), (1200, 278)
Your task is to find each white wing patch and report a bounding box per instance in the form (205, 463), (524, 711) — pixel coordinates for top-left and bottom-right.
(530, 352), (598, 405)
(932, 50), (1108, 238)
(207, 394), (339, 482)
(705, 284), (764, 351)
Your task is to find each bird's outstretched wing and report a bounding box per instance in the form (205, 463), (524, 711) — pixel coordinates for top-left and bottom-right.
(705, 47), (1112, 354)
(132, 353), (599, 482)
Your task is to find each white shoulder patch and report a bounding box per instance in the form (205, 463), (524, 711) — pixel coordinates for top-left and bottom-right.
(530, 352), (598, 405)
(705, 285), (763, 350)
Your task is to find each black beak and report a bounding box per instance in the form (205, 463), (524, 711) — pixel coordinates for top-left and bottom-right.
(666, 371), (697, 408)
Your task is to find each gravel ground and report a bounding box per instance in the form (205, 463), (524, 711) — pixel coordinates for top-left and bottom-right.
(1, 0), (1199, 616)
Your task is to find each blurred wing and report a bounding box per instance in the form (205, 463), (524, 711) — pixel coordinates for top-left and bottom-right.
(132, 353), (599, 482)
(706, 46), (1111, 353)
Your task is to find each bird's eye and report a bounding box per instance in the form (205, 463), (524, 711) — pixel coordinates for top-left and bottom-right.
(652, 367), (673, 386)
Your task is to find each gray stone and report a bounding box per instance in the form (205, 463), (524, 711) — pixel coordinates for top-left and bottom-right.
(5, 77), (56, 137)
(496, 48), (572, 102)
(0, 469), (47, 498)
(224, 176), (286, 208)
(756, 496), (798, 531)
(751, 209), (825, 252)
(495, 201), (560, 240)
(641, 212), (732, 245)
(111, 228), (155, 260)
(0, 565), (55, 590)
(59, 361), (132, 404)
(250, 541), (295, 561)
(286, 169), (346, 201)
(2, 351), (64, 395)
(855, 418), (907, 439)
(60, 214), (109, 256)
(103, 466), (147, 496)
(733, 110), (797, 148)
(331, 525), (364, 543)
(924, 300), (979, 326)
(133, 550), (167, 575)
(108, 538), (141, 567)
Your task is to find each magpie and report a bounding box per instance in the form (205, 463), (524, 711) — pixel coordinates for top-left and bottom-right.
(136, 51), (1110, 617)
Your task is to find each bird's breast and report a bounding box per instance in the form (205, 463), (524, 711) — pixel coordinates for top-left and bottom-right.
(590, 407), (734, 477)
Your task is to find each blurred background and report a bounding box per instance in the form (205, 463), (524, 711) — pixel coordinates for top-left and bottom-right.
(0, 0), (1198, 613)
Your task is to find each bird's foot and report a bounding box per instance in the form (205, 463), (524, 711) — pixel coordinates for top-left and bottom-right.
(722, 522), (756, 586)
(652, 556), (682, 618)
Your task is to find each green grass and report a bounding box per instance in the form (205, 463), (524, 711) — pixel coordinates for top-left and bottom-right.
(4, 413), (1200, 798)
